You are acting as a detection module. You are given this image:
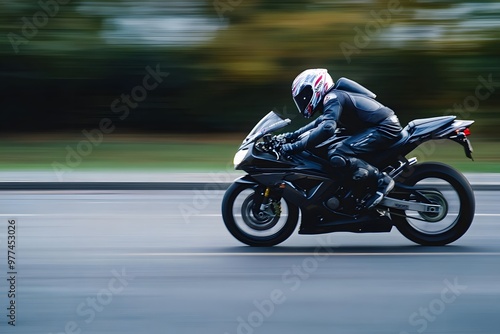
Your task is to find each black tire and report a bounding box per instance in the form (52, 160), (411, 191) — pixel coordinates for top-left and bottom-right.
(392, 162), (475, 246)
(222, 182), (299, 247)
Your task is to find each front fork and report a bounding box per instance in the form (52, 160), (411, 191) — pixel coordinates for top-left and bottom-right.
(252, 186), (283, 217)
(260, 187), (272, 211)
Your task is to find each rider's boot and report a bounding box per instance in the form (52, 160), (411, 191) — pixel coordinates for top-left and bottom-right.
(343, 157), (395, 209)
(364, 172), (394, 209)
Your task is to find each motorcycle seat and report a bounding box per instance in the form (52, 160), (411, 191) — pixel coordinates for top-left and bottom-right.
(407, 116), (456, 138)
(407, 116), (456, 133)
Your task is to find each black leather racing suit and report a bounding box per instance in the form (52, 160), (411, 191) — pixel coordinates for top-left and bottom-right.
(284, 78), (402, 185)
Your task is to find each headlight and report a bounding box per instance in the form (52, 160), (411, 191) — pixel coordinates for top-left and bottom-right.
(233, 149), (249, 167)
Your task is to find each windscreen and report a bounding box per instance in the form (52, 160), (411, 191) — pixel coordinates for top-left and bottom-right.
(242, 111), (291, 145)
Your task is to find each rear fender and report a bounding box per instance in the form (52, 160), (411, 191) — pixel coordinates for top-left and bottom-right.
(433, 120), (475, 160)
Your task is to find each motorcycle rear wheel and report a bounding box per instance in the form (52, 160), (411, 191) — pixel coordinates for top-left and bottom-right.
(392, 162), (475, 246)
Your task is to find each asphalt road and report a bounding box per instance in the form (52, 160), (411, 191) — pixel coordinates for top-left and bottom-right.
(0, 190), (499, 334)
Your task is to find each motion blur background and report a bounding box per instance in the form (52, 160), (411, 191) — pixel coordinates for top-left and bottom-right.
(0, 0), (499, 171)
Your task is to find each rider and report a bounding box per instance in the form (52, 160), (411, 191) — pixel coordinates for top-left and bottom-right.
(280, 68), (403, 209)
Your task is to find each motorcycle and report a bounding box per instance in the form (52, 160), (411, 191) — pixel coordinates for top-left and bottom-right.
(222, 111), (475, 247)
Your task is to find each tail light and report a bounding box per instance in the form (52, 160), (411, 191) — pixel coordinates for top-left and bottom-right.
(456, 128), (471, 137)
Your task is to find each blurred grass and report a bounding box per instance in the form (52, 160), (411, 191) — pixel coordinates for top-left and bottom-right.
(0, 135), (497, 173)
(0, 135), (238, 171)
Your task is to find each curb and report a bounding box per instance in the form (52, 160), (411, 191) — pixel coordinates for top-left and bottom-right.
(0, 182), (499, 191)
(0, 182), (230, 191)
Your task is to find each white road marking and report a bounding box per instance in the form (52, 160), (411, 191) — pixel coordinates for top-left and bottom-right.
(475, 214), (500, 216)
(117, 252), (500, 257)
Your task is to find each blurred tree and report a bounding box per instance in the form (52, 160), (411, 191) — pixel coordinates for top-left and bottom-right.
(0, 0), (499, 136)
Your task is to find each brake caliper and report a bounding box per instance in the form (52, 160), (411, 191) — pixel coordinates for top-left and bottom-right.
(272, 201), (282, 217)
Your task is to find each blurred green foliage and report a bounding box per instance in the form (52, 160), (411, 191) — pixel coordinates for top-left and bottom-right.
(1, 0), (500, 137)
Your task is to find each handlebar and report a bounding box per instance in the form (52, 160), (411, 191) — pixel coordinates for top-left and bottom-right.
(256, 134), (284, 160)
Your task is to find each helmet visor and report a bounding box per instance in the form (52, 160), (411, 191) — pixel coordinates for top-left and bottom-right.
(293, 86), (313, 117)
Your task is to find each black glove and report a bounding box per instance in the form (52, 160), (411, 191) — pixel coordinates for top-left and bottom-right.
(276, 132), (298, 143)
(281, 137), (307, 154)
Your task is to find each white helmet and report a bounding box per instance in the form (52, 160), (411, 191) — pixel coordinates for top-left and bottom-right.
(291, 69), (334, 118)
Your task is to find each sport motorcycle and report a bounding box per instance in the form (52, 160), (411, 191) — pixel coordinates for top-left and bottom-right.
(222, 111), (475, 246)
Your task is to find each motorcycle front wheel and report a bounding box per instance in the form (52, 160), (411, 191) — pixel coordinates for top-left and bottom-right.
(392, 162), (475, 246)
(222, 182), (299, 247)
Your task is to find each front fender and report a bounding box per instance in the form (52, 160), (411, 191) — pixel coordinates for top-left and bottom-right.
(232, 174), (259, 185)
